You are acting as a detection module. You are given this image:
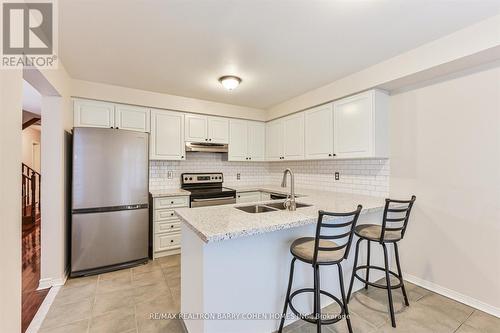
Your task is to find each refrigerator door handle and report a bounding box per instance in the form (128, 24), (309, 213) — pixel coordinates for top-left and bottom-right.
(72, 203), (149, 214)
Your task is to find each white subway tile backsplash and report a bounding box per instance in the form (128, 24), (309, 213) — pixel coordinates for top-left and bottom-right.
(149, 152), (390, 197)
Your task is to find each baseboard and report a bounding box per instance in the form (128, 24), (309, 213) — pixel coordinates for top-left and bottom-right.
(25, 285), (61, 333)
(37, 278), (53, 290)
(37, 271), (68, 290)
(404, 272), (500, 318)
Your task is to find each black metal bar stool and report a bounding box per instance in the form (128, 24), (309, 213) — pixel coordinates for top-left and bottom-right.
(278, 205), (363, 333)
(346, 196), (416, 328)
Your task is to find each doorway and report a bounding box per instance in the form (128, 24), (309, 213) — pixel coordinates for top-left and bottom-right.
(21, 80), (47, 332)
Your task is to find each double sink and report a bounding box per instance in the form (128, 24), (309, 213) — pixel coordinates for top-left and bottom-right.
(236, 201), (312, 214)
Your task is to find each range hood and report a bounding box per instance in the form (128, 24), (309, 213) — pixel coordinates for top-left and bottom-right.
(185, 142), (228, 153)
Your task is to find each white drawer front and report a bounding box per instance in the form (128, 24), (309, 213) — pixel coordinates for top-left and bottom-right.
(154, 196), (189, 209)
(156, 221), (181, 233)
(155, 232), (181, 252)
(154, 209), (177, 221)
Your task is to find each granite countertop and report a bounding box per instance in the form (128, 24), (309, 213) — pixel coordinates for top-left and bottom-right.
(150, 189), (191, 197)
(175, 185), (387, 243)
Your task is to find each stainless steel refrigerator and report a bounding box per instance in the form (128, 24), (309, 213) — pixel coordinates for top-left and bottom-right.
(71, 127), (149, 277)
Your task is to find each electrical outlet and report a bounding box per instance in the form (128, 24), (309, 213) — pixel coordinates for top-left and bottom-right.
(167, 171), (173, 179)
(236, 173), (241, 180)
(334, 172), (340, 181)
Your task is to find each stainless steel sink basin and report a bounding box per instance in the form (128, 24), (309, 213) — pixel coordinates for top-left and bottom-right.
(236, 205), (279, 213)
(265, 201), (313, 210)
(235, 202), (312, 213)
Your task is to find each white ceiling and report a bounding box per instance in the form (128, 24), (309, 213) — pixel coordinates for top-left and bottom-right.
(59, 0), (500, 109)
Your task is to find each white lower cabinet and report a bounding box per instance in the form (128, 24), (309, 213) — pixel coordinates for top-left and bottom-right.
(236, 191), (262, 203)
(153, 195), (189, 258)
(236, 191), (272, 203)
(260, 192), (271, 201)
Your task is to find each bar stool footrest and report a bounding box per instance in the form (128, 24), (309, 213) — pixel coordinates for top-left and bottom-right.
(288, 288), (345, 325)
(353, 265), (403, 289)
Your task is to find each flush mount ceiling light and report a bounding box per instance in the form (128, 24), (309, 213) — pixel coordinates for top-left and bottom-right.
(218, 75), (242, 91)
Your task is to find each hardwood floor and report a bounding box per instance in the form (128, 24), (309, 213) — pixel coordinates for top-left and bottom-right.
(22, 216), (49, 332)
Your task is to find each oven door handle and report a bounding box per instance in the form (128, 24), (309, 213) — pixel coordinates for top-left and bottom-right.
(192, 196), (235, 202)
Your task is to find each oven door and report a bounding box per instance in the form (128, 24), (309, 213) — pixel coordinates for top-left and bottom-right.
(191, 196), (236, 208)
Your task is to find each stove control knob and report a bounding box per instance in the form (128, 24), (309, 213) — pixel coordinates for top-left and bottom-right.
(184, 177), (188, 181)
(189, 177), (193, 180)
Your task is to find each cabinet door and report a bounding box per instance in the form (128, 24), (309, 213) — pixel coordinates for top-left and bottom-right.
(74, 100), (115, 128)
(150, 109), (185, 160)
(247, 121), (265, 161)
(305, 104), (334, 160)
(334, 91), (373, 158)
(208, 116), (229, 143)
(283, 113), (305, 160)
(236, 191), (262, 203)
(228, 119), (248, 161)
(260, 192), (271, 201)
(185, 114), (208, 142)
(265, 119), (284, 161)
(115, 104), (150, 132)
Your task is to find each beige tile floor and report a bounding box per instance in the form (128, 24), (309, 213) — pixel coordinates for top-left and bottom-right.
(40, 255), (499, 333)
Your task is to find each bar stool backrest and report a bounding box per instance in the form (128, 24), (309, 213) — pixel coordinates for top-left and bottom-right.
(312, 205), (363, 265)
(381, 195), (416, 242)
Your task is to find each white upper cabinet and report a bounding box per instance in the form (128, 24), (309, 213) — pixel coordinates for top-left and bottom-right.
(185, 114), (229, 143)
(74, 100), (115, 129)
(229, 120), (265, 161)
(305, 103), (334, 160)
(208, 117), (229, 143)
(185, 114), (208, 142)
(150, 109), (185, 160)
(247, 121), (265, 161)
(74, 100), (150, 133)
(283, 113), (305, 160)
(115, 104), (150, 132)
(333, 90), (389, 158)
(228, 119), (248, 161)
(265, 119), (284, 161)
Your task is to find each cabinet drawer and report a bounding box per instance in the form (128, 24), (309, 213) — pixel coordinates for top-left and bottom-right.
(154, 196), (189, 209)
(155, 232), (181, 252)
(154, 209), (177, 221)
(156, 221), (181, 233)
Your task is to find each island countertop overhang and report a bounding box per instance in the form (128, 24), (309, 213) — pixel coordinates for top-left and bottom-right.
(174, 185), (389, 243)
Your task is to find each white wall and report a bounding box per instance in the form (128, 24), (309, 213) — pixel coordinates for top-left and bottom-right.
(71, 79), (267, 121)
(390, 66), (500, 314)
(0, 69), (23, 333)
(22, 127), (41, 171)
(25, 64), (74, 289)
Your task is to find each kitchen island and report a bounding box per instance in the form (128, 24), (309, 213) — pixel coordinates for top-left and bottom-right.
(175, 186), (390, 333)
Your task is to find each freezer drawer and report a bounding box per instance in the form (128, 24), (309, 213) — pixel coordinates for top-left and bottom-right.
(71, 208), (148, 273)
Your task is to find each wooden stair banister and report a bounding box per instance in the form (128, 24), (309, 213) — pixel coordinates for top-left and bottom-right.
(22, 117), (41, 130)
(21, 163), (41, 225)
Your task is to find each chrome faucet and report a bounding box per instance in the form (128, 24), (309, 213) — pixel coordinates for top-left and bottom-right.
(281, 168), (296, 211)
